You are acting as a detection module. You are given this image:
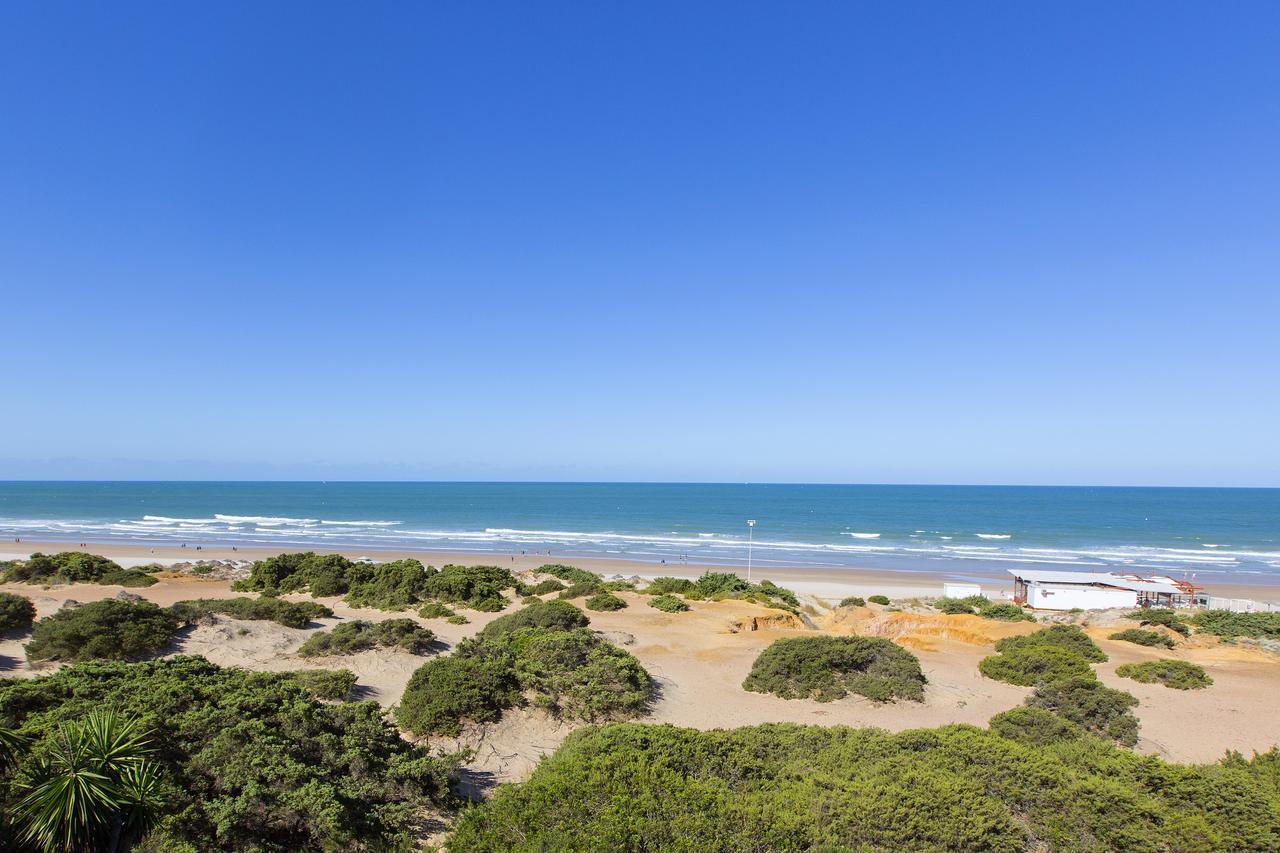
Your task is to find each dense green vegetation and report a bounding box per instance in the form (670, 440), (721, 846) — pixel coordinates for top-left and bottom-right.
(585, 592), (626, 611)
(936, 596), (1037, 622)
(100, 568), (159, 587)
(2, 551), (124, 584)
(994, 625), (1108, 662)
(644, 577), (697, 595)
(448, 721), (1280, 851)
(557, 580), (606, 600)
(1127, 608), (1192, 636)
(978, 644), (1095, 687)
(987, 706), (1082, 746)
(172, 595), (332, 628)
(0, 657), (461, 850)
(478, 600), (589, 639)
(527, 579), (565, 595)
(232, 551), (519, 612)
(398, 608), (651, 736)
(287, 667), (359, 700)
(420, 564), (516, 611)
(25, 600), (179, 663)
(868, 594), (890, 605)
(537, 564), (600, 586)
(980, 602), (1036, 621)
(838, 595), (866, 608)
(1109, 628), (1176, 648)
(418, 601), (456, 619)
(1025, 675), (1140, 746)
(1117, 659), (1213, 690)
(742, 636), (926, 702)
(297, 618), (436, 657)
(0, 592), (36, 634)
(647, 594), (690, 613)
(1192, 609), (1280, 639)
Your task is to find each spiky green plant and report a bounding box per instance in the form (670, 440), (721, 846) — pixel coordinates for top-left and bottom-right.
(13, 710), (166, 853)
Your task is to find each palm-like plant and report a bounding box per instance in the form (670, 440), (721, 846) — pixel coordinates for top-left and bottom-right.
(12, 710), (165, 852)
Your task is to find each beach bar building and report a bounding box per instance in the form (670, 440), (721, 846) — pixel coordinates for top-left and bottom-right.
(1008, 569), (1204, 611)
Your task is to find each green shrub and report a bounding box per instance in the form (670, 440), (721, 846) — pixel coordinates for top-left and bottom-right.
(934, 597), (977, 614)
(448, 722), (1280, 851)
(398, 625), (651, 736)
(529, 579), (566, 595)
(288, 667), (358, 700)
(558, 579), (605, 600)
(421, 564), (516, 611)
(234, 552), (439, 611)
(172, 596), (333, 628)
(0, 657), (460, 850)
(1192, 609), (1280, 639)
(480, 600), (590, 639)
(1109, 628), (1175, 649)
(298, 618), (436, 657)
(343, 558), (435, 610)
(1026, 675), (1140, 746)
(988, 706), (1082, 746)
(994, 625), (1108, 662)
(0, 592), (36, 634)
(978, 603), (1035, 622)
(648, 594), (690, 613)
(1126, 608), (1192, 636)
(418, 601), (456, 619)
(868, 595), (890, 605)
(742, 636), (926, 702)
(537, 564), (600, 586)
(521, 595), (540, 604)
(688, 572), (799, 611)
(100, 568), (159, 587)
(978, 645), (1095, 687)
(585, 592), (627, 611)
(645, 577), (697, 595)
(1116, 659), (1212, 690)
(3, 551), (122, 584)
(447, 614), (470, 625)
(25, 600), (178, 662)
(839, 595), (867, 608)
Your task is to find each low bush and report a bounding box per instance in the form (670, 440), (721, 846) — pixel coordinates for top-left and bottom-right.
(0, 657), (461, 850)
(1109, 628), (1175, 649)
(585, 592), (627, 611)
(839, 596), (866, 608)
(688, 572), (799, 612)
(1192, 609), (1280, 640)
(398, 625), (651, 736)
(978, 603), (1035, 622)
(479, 600), (590, 639)
(994, 625), (1108, 663)
(421, 564), (516, 611)
(448, 722), (1280, 851)
(343, 558), (435, 610)
(934, 597), (978, 614)
(537, 564), (600, 586)
(447, 614), (470, 625)
(528, 579), (566, 595)
(2, 551), (122, 584)
(1116, 659), (1212, 690)
(988, 706), (1082, 746)
(0, 592), (36, 634)
(288, 667), (358, 700)
(558, 580), (605, 600)
(648, 594), (690, 613)
(233, 552), (444, 611)
(978, 645), (1095, 687)
(742, 636), (926, 702)
(298, 618), (436, 657)
(25, 600), (178, 662)
(868, 595), (890, 605)
(172, 596), (333, 628)
(645, 577), (697, 595)
(100, 568), (159, 587)
(1026, 675), (1140, 746)
(418, 601), (456, 619)
(1127, 608), (1192, 636)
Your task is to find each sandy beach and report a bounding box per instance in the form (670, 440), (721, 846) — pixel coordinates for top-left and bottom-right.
(4, 542), (1280, 783)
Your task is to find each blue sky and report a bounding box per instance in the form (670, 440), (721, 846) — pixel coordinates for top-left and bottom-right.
(2, 3), (1277, 486)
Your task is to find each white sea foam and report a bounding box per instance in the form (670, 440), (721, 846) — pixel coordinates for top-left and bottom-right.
(843, 532), (881, 539)
(214, 514), (319, 525)
(975, 533), (1012, 540)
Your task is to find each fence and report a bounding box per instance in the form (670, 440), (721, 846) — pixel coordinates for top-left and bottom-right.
(1205, 597), (1280, 613)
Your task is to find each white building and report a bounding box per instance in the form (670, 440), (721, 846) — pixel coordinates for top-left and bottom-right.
(1009, 569), (1204, 611)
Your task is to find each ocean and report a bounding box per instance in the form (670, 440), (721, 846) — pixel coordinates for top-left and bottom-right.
(1, 481), (1277, 581)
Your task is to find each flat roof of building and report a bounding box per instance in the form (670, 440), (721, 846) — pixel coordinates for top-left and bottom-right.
(1006, 569), (1193, 595)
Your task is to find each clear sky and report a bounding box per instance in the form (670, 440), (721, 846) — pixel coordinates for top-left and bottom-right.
(2, 3), (1277, 486)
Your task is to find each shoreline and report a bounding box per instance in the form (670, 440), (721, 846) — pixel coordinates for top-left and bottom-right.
(4, 538), (1280, 603)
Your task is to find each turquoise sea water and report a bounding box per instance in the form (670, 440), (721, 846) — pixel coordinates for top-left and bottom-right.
(1, 482), (1277, 582)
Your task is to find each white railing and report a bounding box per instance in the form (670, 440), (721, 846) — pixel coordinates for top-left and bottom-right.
(1205, 597), (1280, 613)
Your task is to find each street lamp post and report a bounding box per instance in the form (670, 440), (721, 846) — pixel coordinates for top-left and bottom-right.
(747, 519), (756, 584)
